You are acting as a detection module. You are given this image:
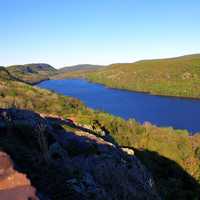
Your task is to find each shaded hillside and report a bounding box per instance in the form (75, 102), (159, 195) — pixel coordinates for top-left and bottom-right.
(0, 67), (26, 83)
(1, 70), (200, 198)
(83, 54), (200, 98)
(0, 67), (14, 80)
(7, 63), (57, 84)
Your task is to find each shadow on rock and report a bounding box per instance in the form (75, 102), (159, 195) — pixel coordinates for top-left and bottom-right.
(134, 149), (200, 200)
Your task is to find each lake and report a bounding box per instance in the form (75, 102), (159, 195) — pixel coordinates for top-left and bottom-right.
(37, 79), (200, 133)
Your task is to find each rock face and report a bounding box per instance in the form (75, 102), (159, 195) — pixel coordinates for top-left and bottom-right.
(0, 108), (49, 129)
(0, 108), (160, 200)
(0, 151), (39, 200)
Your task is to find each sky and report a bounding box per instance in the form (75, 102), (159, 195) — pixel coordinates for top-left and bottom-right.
(0, 0), (200, 68)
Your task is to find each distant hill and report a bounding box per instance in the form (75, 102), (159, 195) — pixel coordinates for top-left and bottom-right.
(7, 63), (57, 84)
(52, 64), (105, 79)
(84, 54), (200, 98)
(7, 63), (56, 73)
(59, 64), (104, 72)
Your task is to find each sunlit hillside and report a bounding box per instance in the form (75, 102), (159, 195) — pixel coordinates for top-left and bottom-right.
(83, 54), (200, 98)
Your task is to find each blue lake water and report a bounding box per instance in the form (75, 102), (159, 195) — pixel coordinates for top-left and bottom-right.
(37, 79), (200, 133)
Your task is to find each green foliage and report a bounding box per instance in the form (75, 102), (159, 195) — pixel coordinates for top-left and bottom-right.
(81, 54), (200, 98)
(0, 76), (87, 116)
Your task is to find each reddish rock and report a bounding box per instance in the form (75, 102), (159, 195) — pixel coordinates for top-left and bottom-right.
(0, 186), (38, 200)
(0, 151), (39, 200)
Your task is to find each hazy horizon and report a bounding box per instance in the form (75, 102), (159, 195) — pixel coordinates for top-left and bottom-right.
(2, 52), (200, 69)
(1, 0), (200, 68)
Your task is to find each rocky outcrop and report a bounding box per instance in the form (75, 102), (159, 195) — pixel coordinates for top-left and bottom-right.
(0, 151), (39, 200)
(0, 108), (50, 129)
(0, 108), (160, 200)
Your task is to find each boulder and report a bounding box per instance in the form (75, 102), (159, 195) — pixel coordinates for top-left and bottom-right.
(121, 147), (135, 156)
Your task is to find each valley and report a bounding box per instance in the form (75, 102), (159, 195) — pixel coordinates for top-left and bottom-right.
(1, 64), (200, 199)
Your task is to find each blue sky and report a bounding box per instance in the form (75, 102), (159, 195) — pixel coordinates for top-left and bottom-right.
(0, 0), (200, 68)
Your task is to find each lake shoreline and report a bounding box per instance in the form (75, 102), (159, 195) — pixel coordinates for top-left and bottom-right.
(31, 78), (50, 86)
(50, 77), (200, 101)
(37, 78), (200, 133)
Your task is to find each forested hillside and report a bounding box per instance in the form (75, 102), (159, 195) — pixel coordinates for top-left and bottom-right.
(82, 54), (200, 98)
